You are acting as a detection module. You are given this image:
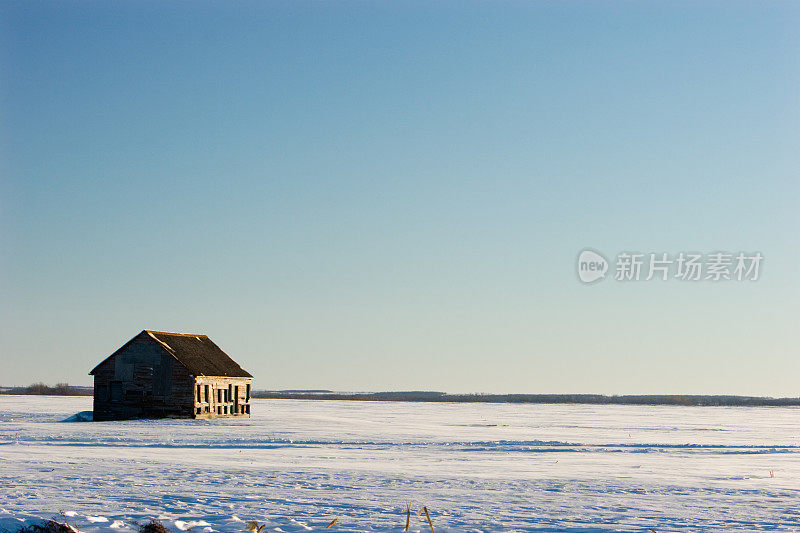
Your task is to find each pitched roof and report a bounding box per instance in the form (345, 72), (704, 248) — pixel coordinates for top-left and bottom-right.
(90, 330), (253, 378)
(144, 330), (253, 378)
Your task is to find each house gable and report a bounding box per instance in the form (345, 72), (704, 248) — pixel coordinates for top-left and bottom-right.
(89, 331), (185, 376)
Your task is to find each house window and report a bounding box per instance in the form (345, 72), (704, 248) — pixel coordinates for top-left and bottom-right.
(196, 407), (201, 414)
(228, 384), (233, 402)
(245, 405), (250, 414)
(246, 384), (250, 402)
(204, 385), (209, 402)
(196, 385), (201, 402)
(204, 406), (209, 413)
(217, 406), (221, 414)
(217, 389), (222, 403)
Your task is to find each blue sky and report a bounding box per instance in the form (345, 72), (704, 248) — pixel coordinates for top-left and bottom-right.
(1, 1), (798, 394)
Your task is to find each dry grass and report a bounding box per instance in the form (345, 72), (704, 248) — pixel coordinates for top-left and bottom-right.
(15, 520), (76, 533)
(244, 521), (267, 533)
(418, 506), (435, 533)
(138, 520), (170, 533)
(242, 503), (433, 531)
(6, 507), (663, 532)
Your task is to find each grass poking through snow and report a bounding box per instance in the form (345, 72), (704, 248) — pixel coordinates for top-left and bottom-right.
(137, 520), (170, 533)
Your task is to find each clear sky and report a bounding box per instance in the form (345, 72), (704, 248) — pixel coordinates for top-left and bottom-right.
(1, 1), (798, 395)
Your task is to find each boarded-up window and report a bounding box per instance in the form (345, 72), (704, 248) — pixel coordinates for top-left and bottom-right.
(133, 364), (154, 397)
(110, 381), (122, 401)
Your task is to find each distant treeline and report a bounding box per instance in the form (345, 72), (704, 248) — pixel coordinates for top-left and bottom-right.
(252, 390), (800, 407)
(1, 382), (92, 396)
(3, 385), (798, 406)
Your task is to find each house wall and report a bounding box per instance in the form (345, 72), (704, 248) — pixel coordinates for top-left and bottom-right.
(193, 376), (253, 418)
(93, 334), (194, 421)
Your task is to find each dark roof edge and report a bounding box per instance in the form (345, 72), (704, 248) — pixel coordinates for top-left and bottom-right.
(144, 329), (209, 337)
(89, 330), (149, 375)
(89, 330), (187, 376)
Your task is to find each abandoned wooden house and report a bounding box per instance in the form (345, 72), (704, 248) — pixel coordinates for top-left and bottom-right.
(90, 330), (253, 421)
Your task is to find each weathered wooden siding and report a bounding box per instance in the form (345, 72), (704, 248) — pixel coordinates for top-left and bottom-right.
(93, 333), (194, 421)
(193, 376), (253, 418)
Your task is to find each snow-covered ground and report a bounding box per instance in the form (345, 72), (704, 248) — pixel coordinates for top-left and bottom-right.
(1, 396), (799, 532)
